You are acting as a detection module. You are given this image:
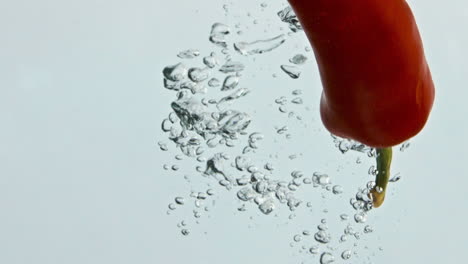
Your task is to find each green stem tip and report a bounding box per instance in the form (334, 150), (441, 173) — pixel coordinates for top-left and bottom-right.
(370, 147), (393, 208)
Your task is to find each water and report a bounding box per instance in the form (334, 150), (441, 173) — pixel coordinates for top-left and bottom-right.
(160, 3), (386, 263)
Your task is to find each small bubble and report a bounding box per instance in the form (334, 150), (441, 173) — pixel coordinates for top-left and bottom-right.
(219, 61), (245, 73)
(209, 23), (230, 47)
(291, 97), (303, 104)
(197, 192), (207, 200)
(193, 211), (201, 218)
(293, 234), (302, 242)
(366, 181), (376, 190)
(247, 166), (259, 173)
(289, 54), (308, 65)
(161, 119), (172, 132)
(364, 225), (374, 233)
(238, 204), (247, 211)
(208, 78), (221, 87)
(177, 49), (200, 59)
(354, 212), (368, 223)
(288, 183), (298, 191)
(181, 229), (190, 236)
(188, 67), (210, 83)
(344, 225), (355, 235)
(320, 252), (335, 264)
(237, 187), (257, 201)
(264, 163), (274, 171)
(375, 186), (384, 193)
(354, 232), (361, 240)
(303, 230), (311, 236)
(175, 197), (185, 205)
(314, 230), (331, 244)
(279, 106), (288, 113)
(389, 173), (402, 183)
(203, 53), (218, 68)
(158, 142), (168, 151)
(277, 6), (303, 32)
(340, 235), (347, 243)
(309, 246), (320, 255)
(234, 34), (286, 56)
(303, 178), (312, 184)
(259, 199), (275, 215)
(341, 250), (352, 260)
(280, 65), (301, 79)
(219, 179), (231, 187)
(332, 185), (344, 194)
(400, 141), (411, 152)
(340, 214), (349, 221)
(313, 172), (331, 187)
(318, 224), (328, 231)
(163, 63), (188, 82)
(168, 203), (176, 210)
(221, 75), (240, 91)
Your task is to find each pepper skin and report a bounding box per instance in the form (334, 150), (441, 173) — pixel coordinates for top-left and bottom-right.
(288, 0), (435, 207)
(288, 0), (434, 148)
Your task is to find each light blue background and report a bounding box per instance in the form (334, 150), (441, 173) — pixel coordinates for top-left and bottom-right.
(1, 0), (467, 263)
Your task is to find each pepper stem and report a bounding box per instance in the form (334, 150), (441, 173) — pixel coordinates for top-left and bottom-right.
(370, 147), (392, 208)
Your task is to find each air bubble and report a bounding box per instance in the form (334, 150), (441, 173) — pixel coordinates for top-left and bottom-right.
(177, 49), (200, 59)
(280, 65), (301, 79)
(320, 252), (335, 264)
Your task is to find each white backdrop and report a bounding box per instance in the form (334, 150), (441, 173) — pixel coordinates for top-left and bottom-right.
(1, 0), (466, 263)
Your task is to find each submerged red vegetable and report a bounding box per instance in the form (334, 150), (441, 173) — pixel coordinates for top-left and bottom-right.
(288, 0), (435, 207)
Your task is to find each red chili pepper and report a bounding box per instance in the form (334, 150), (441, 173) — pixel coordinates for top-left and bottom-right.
(288, 0), (435, 207)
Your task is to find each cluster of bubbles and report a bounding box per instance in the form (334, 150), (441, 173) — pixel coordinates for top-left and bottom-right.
(160, 2), (409, 263)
